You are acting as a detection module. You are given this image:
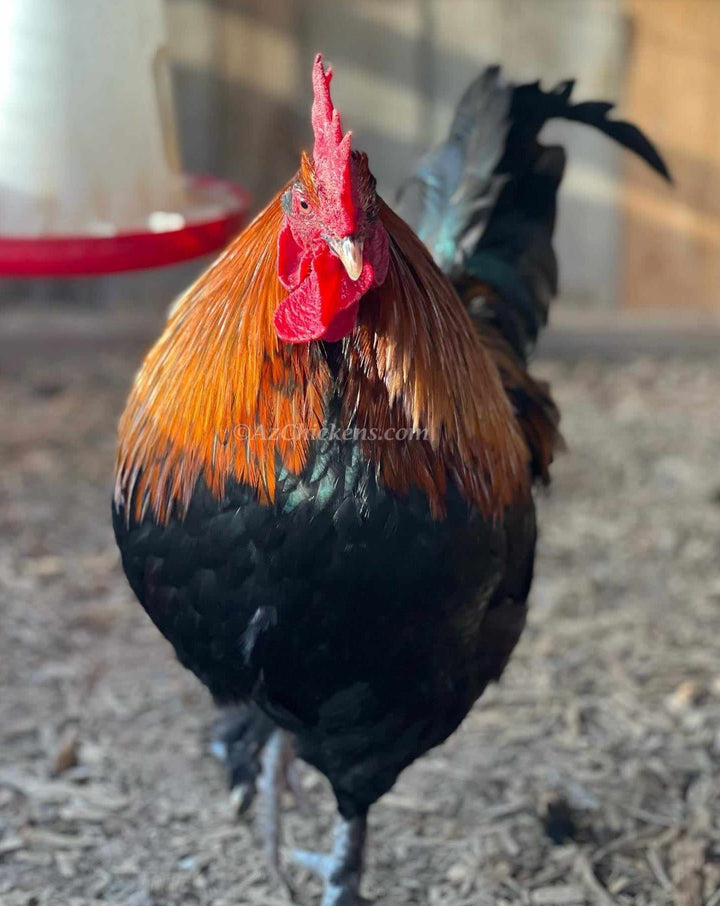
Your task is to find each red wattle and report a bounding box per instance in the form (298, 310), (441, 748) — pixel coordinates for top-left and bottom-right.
(274, 269), (325, 343)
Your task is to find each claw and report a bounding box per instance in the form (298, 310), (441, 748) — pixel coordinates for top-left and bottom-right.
(292, 849), (334, 876)
(229, 781), (256, 816)
(209, 738), (230, 763)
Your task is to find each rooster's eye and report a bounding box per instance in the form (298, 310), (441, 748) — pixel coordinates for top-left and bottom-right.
(299, 199), (309, 211)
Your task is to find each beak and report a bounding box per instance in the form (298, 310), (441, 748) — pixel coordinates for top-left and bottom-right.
(329, 236), (364, 282)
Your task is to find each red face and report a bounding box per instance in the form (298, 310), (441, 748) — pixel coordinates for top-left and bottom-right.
(274, 56), (390, 344)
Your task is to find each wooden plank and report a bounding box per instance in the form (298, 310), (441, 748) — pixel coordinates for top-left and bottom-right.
(621, 0), (720, 310)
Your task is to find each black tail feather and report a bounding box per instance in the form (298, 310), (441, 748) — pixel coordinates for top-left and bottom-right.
(506, 79), (671, 183)
(398, 67), (672, 361)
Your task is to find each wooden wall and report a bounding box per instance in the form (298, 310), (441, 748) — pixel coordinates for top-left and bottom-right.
(622, 0), (720, 312)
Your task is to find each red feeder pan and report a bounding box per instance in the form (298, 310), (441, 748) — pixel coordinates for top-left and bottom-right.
(0, 176), (250, 278)
(0, 1), (251, 278)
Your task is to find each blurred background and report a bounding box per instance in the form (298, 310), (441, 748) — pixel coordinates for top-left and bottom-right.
(2, 3), (720, 906)
(164, 0), (712, 317)
(1, 0), (718, 331)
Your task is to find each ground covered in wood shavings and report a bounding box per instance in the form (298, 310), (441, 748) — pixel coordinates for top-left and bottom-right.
(1, 346), (720, 906)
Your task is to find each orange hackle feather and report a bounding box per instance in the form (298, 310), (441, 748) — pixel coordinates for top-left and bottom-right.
(344, 202), (531, 520)
(115, 189), (330, 525)
(116, 159), (530, 525)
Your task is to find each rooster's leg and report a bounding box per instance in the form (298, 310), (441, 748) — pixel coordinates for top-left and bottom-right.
(257, 729), (294, 895)
(292, 813), (371, 906)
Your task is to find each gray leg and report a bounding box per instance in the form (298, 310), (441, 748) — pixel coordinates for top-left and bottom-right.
(257, 730), (294, 896)
(285, 756), (316, 818)
(292, 814), (370, 906)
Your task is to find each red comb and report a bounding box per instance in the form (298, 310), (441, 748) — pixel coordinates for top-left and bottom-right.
(311, 54), (355, 237)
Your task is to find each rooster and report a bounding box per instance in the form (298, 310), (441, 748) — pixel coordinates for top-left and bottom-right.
(113, 55), (669, 905)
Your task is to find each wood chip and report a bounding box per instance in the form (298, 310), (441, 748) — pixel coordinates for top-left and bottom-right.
(575, 853), (617, 906)
(0, 835), (24, 856)
(23, 829), (95, 851)
(670, 837), (706, 906)
(532, 884), (586, 905)
(51, 729), (79, 777)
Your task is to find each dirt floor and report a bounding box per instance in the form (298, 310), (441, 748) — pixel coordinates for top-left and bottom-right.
(1, 335), (720, 906)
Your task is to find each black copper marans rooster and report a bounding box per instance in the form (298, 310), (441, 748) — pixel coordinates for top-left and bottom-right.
(113, 56), (669, 905)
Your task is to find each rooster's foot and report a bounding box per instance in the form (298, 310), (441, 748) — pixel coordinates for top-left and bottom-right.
(210, 704), (275, 814)
(211, 704), (314, 819)
(292, 814), (371, 906)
